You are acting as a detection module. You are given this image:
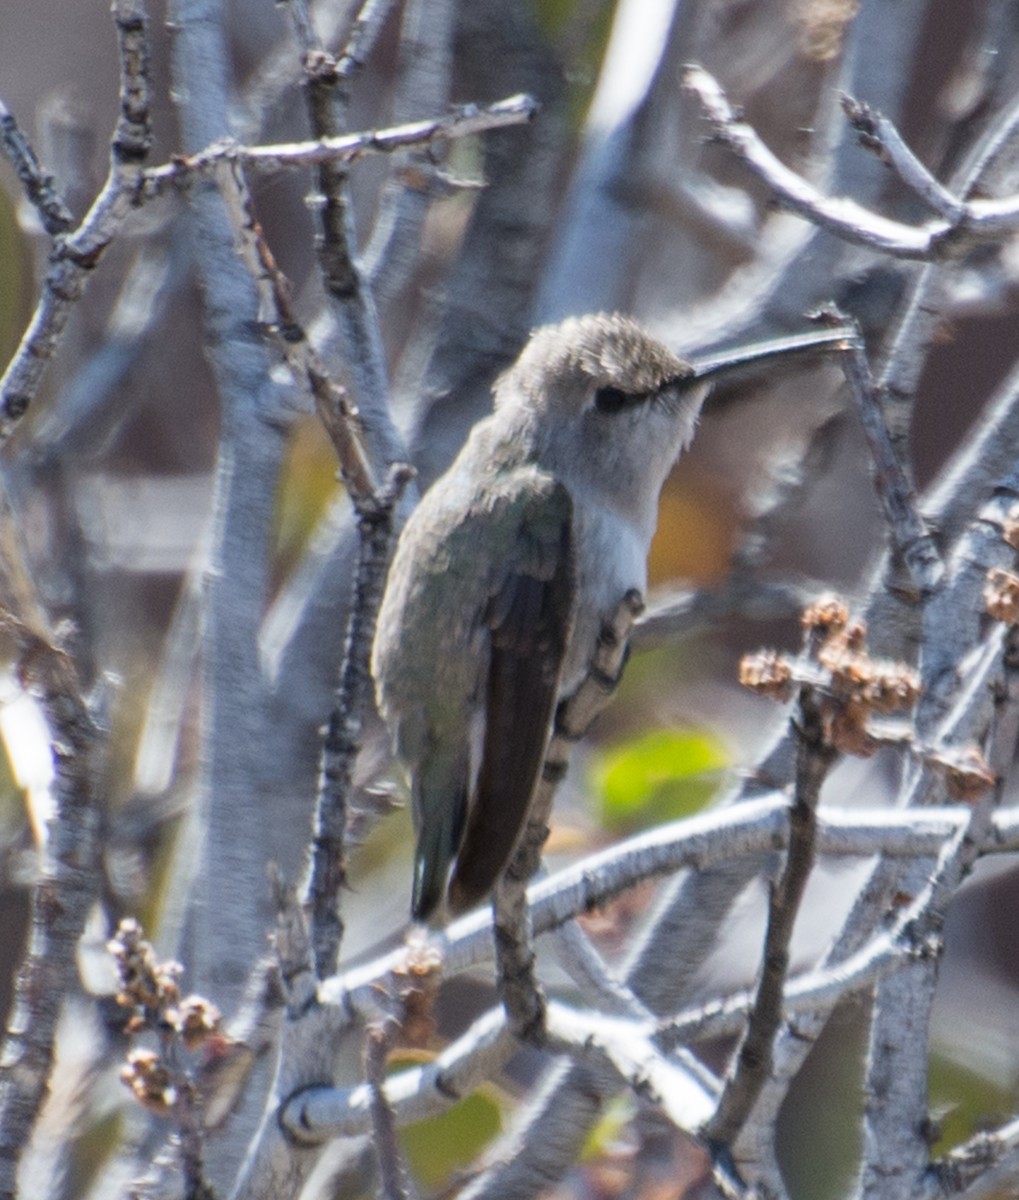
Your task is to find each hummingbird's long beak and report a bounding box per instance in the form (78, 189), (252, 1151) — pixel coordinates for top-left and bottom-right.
(675, 324), (857, 388)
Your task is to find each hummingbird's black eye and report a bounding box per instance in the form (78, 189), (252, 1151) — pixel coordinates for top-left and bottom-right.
(594, 386), (643, 414)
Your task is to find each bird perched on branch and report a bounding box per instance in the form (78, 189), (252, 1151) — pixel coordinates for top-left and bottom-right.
(372, 313), (709, 920)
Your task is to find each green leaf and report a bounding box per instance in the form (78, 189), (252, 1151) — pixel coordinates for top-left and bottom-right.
(590, 728), (729, 832)
(398, 1078), (503, 1193)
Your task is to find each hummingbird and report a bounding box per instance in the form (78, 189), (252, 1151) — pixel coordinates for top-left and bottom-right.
(371, 312), (715, 920)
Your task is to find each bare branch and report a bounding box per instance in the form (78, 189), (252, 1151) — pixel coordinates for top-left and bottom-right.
(683, 64), (1019, 259)
(110, 0), (153, 166)
(544, 1002), (718, 1134)
(216, 161), (378, 502)
(318, 794), (1019, 1027)
(363, 1019), (411, 1200)
(0, 616), (104, 1197)
(141, 95), (537, 193)
(704, 684), (834, 1147)
(281, 1006), (513, 1140)
(833, 321), (944, 594)
(307, 464), (411, 978)
(0, 0), (153, 442)
(930, 1114), (1019, 1199)
(840, 94), (966, 222)
(335, 0), (398, 81)
(284, 0), (395, 484)
(0, 97), (73, 235)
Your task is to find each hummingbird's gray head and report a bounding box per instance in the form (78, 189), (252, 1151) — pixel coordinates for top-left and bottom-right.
(498, 313), (695, 415)
(494, 314), (708, 530)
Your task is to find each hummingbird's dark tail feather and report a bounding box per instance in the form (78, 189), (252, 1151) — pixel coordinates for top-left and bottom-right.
(447, 523), (573, 916)
(410, 845), (447, 922)
(410, 754), (468, 921)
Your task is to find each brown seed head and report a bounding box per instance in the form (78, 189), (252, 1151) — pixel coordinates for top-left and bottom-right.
(802, 594), (850, 636)
(739, 650), (794, 700)
(985, 567), (1019, 625)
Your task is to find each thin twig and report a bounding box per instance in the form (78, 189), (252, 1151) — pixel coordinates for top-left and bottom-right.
(364, 1019), (411, 1200)
(840, 95), (965, 221)
(0, 0), (152, 443)
(0, 97), (73, 235)
(0, 93), (534, 442)
(27, 233), (184, 462)
(703, 686), (835, 1147)
(235, 0), (374, 140)
(284, 0), (393, 478)
(874, 90), (1019, 462)
(309, 465), (412, 978)
(833, 320), (945, 595)
(111, 0), (153, 166)
(217, 161), (377, 503)
(657, 802), (984, 1052)
(547, 920), (652, 1019)
(277, 0), (320, 57)
(143, 95), (537, 193)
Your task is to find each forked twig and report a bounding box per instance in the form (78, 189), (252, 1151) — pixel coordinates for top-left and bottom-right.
(684, 64), (1019, 258)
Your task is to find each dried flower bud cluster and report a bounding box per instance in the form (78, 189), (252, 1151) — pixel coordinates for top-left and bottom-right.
(1001, 506), (1019, 551)
(121, 1048), (179, 1115)
(984, 508), (1019, 624)
(108, 917), (182, 1019)
(926, 743), (997, 803)
(740, 594), (920, 756)
(108, 918), (223, 1115)
(984, 566), (1019, 625)
(391, 935), (443, 1048)
(802, 594), (850, 637)
(738, 650), (794, 700)
(175, 995), (224, 1051)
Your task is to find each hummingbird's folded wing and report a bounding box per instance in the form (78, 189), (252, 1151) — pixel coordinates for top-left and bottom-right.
(446, 477), (574, 914)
